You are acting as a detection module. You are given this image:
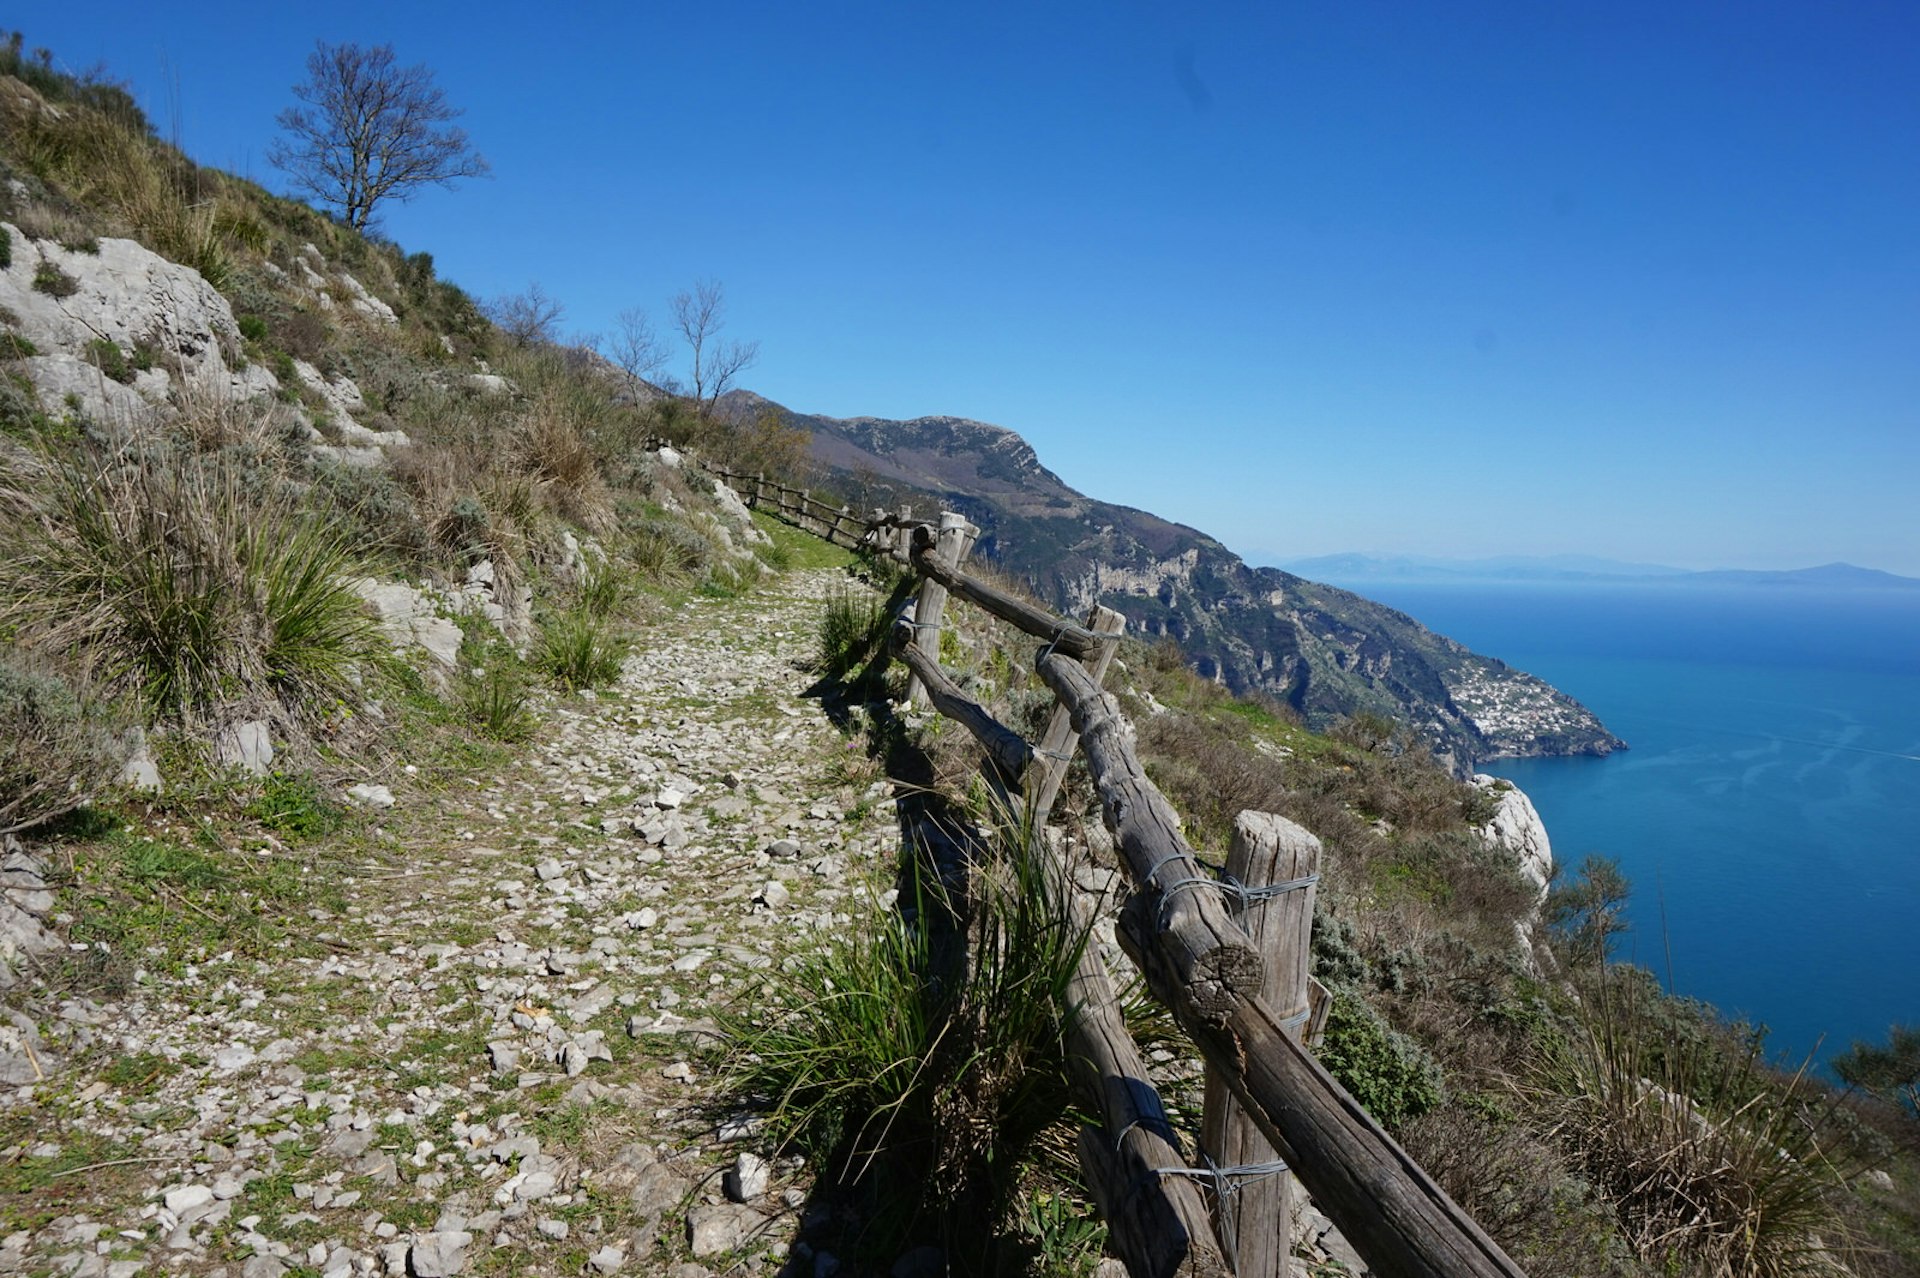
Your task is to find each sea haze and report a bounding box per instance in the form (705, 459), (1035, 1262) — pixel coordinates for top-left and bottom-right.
(1306, 576), (1920, 1066)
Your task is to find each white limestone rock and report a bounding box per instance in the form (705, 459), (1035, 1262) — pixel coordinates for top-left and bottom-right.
(0, 224), (244, 400)
(215, 720), (274, 777)
(14, 353), (158, 429)
(1474, 774), (1553, 893)
(351, 579), (463, 668)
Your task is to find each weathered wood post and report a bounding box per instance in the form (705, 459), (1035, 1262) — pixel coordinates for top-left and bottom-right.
(893, 503), (914, 563)
(904, 512), (971, 708)
(1026, 605), (1126, 827)
(1199, 812), (1321, 1278)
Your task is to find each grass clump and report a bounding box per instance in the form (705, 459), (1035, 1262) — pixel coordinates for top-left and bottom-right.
(812, 586), (891, 680)
(533, 611), (626, 692)
(460, 663), (537, 742)
(722, 839), (1093, 1267)
(0, 442), (379, 737)
(1537, 971), (1857, 1277)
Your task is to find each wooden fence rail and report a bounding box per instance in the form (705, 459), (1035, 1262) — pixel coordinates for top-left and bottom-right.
(701, 458), (1529, 1278)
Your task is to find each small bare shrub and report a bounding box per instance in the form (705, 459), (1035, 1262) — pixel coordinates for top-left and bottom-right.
(0, 651), (120, 834)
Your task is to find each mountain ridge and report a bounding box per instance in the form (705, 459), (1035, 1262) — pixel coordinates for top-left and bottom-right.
(724, 392), (1626, 770)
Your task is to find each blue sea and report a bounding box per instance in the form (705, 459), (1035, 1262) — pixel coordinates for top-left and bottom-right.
(1324, 578), (1920, 1067)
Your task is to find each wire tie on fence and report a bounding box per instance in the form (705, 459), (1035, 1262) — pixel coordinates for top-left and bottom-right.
(1276, 1004), (1312, 1030)
(1147, 866), (1321, 927)
(1110, 1116), (1177, 1155)
(1031, 747), (1074, 764)
(1153, 1154), (1292, 1272)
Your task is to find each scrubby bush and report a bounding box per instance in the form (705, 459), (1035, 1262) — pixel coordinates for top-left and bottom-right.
(0, 443), (379, 735)
(0, 651), (119, 834)
(1315, 986), (1446, 1128)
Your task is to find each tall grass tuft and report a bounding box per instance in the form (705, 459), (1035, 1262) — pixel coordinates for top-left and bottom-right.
(0, 650), (121, 835)
(532, 611), (626, 692)
(721, 830), (1093, 1261)
(0, 443), (378, 734)
(1538, 971), (1856, 1277)
(812, 586), (892, 680)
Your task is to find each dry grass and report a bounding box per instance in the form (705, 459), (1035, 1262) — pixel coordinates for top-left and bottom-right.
(0, 440), (378, 737)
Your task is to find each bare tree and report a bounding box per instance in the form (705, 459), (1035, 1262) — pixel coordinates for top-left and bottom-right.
(487, 283), (565, 347)
(670, 280), (759, 415)
(269, 41), (490, 231)
(611, 307), (671, 386)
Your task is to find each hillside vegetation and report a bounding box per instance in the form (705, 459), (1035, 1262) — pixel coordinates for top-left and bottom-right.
(0, 36), (1916, 1278)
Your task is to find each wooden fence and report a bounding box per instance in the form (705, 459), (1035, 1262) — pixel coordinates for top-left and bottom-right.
(711, 464), (1529, 1278)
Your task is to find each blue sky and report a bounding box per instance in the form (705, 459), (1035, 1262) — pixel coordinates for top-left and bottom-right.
(24, 2), (1920, 572)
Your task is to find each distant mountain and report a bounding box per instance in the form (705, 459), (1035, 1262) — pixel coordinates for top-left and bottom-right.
(726, 393), (1625, 769)
(1270, 553), (1920, 590)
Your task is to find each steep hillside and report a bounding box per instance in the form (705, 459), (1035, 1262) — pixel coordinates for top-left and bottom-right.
(727, 392), (1624, 771)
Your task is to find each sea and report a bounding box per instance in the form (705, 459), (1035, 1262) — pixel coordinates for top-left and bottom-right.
(1314, 576), (1920, 1068)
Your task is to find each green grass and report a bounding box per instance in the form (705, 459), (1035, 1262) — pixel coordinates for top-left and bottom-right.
(533, 611), (628, 692)
(246, 771), (348, 841)
(750, 508), (857, 571)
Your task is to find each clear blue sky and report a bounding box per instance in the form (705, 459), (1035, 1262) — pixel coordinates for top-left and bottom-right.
(25, 3), (1920, 573)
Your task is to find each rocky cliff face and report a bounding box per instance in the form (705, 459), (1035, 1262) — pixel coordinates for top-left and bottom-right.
(731, 394), (1625, 769)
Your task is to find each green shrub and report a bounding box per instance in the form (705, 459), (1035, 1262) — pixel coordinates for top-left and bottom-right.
(0, 225), (10, 268)
(0, 331), (36, 359)
(1316, 987), (1445, 1128)
(532, 611), (626, 692)
(236, 314), (269, 344)
(31, 259), (78, 297)
(0, 651), (120, 835)
(84, 337), (133, 383)
(0, 443), (380, 733)
(246, 771), (346, 841)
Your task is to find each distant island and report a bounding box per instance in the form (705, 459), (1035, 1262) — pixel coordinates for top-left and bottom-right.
(1260, 553), (1920, 590)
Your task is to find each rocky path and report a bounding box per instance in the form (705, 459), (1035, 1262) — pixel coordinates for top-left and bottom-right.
(3, 566), (899, 1278)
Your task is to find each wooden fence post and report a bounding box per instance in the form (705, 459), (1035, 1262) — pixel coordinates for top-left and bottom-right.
(1025, 605), (1126, 828)
(894, 504), (914, 562)
(1199, 812), (1321, 1278)
(905, 511), (971, 708)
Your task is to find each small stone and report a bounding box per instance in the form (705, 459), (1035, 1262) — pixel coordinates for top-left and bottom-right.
(344, 783), (395, 809)
(767, 839), (802, 859)
(723, 1152), (769, 1203)
(661, 1061), (694, 1082)
(534, 858), (566, 882)
(410, 1230), (474, 1276)
(686, 1203), (760, 1258)
(165, 1184), (215, 1215)
(754, 881), (791, 911)
(588, 1244), (626, 1273)
(656, 787), (685, 809)
(537, 1219), (569, 1240)
(487, 1042), (519, 1074)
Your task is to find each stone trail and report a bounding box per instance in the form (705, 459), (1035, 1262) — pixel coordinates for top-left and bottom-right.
(2, 566), (900, 1278)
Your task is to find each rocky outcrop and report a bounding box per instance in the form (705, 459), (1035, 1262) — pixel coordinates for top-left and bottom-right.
(0, 223), (254, 415)
(1475, 775), (1553, 893)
